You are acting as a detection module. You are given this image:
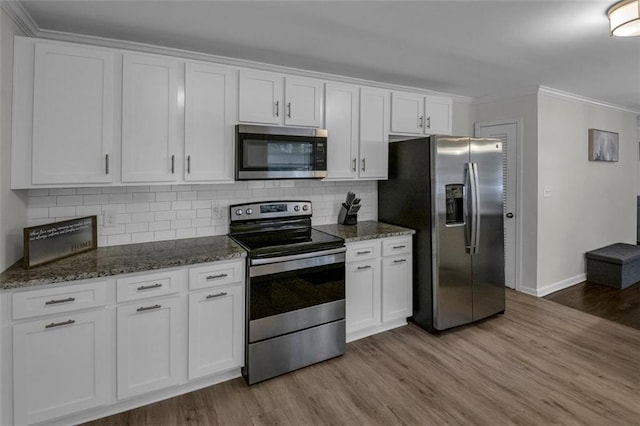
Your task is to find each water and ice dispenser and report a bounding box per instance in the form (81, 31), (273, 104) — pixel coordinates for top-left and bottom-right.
(445, 184), (464, 225)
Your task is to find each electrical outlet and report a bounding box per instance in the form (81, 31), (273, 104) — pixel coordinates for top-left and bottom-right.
(103, 209), (117, 227)
(212, 201), (222, 219)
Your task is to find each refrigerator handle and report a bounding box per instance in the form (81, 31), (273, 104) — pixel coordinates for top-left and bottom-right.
(471, 162), (481, 254)
(464, 163), (473, 254)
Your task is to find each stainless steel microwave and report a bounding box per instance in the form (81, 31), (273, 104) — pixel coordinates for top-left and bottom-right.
(235, 124), (328, 180)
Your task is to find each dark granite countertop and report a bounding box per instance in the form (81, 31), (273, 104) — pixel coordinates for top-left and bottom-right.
(0, 235), (246, 290)
(314, 221), (415, 243)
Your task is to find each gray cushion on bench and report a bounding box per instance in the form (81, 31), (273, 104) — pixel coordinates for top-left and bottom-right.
(586, 243), (640, 289)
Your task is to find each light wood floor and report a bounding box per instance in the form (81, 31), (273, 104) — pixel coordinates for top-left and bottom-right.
(86, 290), (640, 425)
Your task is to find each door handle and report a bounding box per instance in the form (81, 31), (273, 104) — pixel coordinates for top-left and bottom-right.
(171, 155), (175, 174)
(506, 212), (514, 218)
(275, 101), (280, 117)
(361, 158), (366, 172)
(287, 102), (292, 118)
(187, 155), (191, 174)
(352, 158), (357, 172)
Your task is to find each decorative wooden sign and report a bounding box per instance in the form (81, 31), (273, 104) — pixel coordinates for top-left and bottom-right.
(23, 216), (97, 269)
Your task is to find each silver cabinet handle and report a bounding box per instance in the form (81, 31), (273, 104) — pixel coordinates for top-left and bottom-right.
(352, 158), (357, 172)
(187, 155), (191, 174)
(137, 304), (161, 312)
(45, 319), (75, 329)
(287, 102), (292, 118)
(206, 292), (228, 300)
(357, 265), (371, 270)
(45, 297), (75, 305)
(426, 116), (431, 129)
(275, 101), (280, 117)
(356, 250), (371, 255)
(137, 283), (162, 291)
(206, 273), (228, 280)
(105, 154), (110, 175)
(394, 258), (407, 263)
(419, 115), (424, 128)
(171, 155), (175, 174)
(361, 158), (366, 172)
(393, 245), (406, 249)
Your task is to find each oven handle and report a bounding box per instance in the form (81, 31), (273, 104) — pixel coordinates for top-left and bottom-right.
(250, 247), (346, 266)
(250, 247), (346, 278)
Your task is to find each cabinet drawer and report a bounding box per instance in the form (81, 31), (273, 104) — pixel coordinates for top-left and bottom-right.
(189, 260), (243, 290)
(117, 269), (182, 303)
(382, 236), (412, 257)
(346, 239), (381, 263)
(13, 281), (107, 320)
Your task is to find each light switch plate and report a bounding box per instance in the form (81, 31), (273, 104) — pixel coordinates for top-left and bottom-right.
(543, 186), (553, 198)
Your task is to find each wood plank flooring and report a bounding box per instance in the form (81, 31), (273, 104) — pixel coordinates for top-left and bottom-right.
(86, 290), (640, 425)
(544, 280), (640, 330)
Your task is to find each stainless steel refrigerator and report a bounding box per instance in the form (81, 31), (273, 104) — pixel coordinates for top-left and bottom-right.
(378, 136), (505, 332)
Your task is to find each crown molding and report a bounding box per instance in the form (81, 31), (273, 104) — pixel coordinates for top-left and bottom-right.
(471, 86), (541, 105)
(0, 0), (38, 36)
(538, 86), (640, 115)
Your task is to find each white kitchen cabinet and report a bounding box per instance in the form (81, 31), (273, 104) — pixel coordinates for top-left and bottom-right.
(185, 62), (237, 182)
(121, 53), (180, 183)
(381, 237), (413, 322)
(346, 257), (382, 333)
(116, 295), (182, 399)
(359, 87), (390, 179)
(239, 70), (323, 127)
(13, 309), (109, 425)
(13, 40), (115, 186)
(324, 83), (359, 180)
(391, 90), (452, 136)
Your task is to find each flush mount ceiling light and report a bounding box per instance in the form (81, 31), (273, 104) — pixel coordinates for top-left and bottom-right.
(608, 0), (640, 36)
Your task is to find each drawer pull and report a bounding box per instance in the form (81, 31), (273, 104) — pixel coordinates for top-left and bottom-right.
(137, 283), (162, 291)
(206, 292), (228, 300)
(45, 319), (75, 329)
(137, 304), (162, 312)
(356, 250), (371, 255)
(206, 273), (228, 280)
(394, 259), (407, 264)
(45, 297), (75, 305)
(392, 245), (406, 249)
(357, 265), (371, 270)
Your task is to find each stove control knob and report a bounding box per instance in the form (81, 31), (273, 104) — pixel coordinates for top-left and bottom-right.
(235, 209), (243, 216)
(302, 205), (309, 211)
(246, 208), (253, 215)
(294, 205), (300, 212)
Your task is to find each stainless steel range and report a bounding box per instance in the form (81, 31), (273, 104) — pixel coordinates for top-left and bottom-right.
(228, 200), (346, 384)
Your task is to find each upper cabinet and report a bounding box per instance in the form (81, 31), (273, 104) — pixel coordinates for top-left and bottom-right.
(239, 70), (323, 127)
(391, 90), (452, 136)
(121, 54), (180, 183)
(12, 39), (116, 187)
(184, 62), (237, 182)
(359, 87), (390, 180)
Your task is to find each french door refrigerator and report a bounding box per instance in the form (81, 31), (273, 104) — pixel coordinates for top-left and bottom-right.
(379, 136), (505, 332)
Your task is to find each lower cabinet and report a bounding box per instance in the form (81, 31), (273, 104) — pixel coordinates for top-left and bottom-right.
(345, 236), (413, 341)
(12, 309), (109, 425)
(116, 295), (182, 399)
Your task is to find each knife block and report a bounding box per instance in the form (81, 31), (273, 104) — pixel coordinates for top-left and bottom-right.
(338, 203), (358, 225)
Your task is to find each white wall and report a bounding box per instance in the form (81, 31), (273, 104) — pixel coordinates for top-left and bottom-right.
(536, 94), (638, 295)
(0, 8), (27, 271)
(474, 94), (538, 293)
(452, 101), (475, 136)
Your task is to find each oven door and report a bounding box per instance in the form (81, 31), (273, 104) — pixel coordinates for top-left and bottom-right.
(248, 247), (345, 343)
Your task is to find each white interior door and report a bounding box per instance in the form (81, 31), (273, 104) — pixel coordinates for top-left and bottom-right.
(475, 121), (519, 290)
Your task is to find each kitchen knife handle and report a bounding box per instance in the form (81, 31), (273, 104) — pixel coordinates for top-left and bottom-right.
(352, 158), (357, 172)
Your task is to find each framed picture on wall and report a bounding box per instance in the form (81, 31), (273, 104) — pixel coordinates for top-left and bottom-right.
(588, 129), (619, 162)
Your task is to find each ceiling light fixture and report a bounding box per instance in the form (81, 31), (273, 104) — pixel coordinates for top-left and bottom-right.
(608, 0), (640, 36)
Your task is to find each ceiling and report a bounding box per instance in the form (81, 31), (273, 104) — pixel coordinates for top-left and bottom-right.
(13, 0), (640, 111)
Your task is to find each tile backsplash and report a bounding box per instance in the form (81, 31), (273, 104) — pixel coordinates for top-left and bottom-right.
(26, 180), (377, 247)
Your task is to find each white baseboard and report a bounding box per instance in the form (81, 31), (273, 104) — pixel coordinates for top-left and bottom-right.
(519, 273), (586, 297)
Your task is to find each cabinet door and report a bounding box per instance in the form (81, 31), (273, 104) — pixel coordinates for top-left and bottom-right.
(346, 258), (381, 333)
(122, 54), (180, 182)
(238, 69), (283, 125)
(424, 95), (453, 135)
(382, 254), (413, 322)
(117, 296), (182, 399)
(284, 76), (323, 127)
(32, 43), (114, 184)
(13, 310), (108, 425)
(324, 83), (359, 180)
(359, 88), (390, 179)
(390, 91), (423, 134)
(185, 62), (237, 182)
(188, 285), (243, 380)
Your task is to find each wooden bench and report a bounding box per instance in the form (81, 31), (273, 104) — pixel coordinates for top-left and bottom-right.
(585, 243), (640, 289)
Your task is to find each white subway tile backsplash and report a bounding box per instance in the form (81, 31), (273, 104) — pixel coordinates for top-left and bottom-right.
(26, 181), (377, 247)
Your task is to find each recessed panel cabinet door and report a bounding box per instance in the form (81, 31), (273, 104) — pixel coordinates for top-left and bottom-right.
(390, 91), (423, 134)
(382, 254), (413, 322)
(284, 77), (323, 127)
(346, 258), (381, 333)
(238, 69), (283, 125)
(122, 54), (179, 182)
(117, 296), (181, 399)
(425, 95), (453, 135)
(13, 310), (109, 425)
(32, 43), (114, 184)
(324, 83), (359, 180)
(359, 88), (390, 179)
(184, 62), (237, 182)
